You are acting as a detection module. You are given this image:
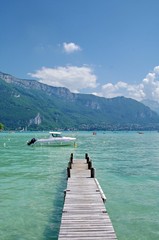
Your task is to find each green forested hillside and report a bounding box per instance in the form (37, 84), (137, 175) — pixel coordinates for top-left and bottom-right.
(0, 72), (159, 131)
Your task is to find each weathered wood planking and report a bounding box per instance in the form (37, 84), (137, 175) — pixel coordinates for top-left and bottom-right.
(58, 154), (117, 239)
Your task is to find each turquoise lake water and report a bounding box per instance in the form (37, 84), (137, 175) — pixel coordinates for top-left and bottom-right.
(0, 131), (159, 240)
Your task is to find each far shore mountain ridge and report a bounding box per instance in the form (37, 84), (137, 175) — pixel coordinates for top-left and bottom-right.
(0, 71), (159, 131)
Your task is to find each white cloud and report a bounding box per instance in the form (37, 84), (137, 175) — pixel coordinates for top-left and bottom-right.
(100, 66), (159, 102)
(101, 81), (145, 100)
(63, 42), (81, 53)
(154, 66), (159, 73)
(29, 65), (97, 92)
(141, 66), (159, 101)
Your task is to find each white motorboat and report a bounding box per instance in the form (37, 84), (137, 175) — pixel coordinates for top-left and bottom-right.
(27, 131), (76, 146)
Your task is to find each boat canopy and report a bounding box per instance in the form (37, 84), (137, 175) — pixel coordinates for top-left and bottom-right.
(49, 131), (62, 137)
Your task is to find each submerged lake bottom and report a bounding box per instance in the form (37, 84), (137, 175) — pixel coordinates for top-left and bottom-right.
(0, 131), (159, 240)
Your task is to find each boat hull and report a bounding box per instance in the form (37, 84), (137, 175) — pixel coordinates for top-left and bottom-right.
(34, 141), (75, 146)
(33, 137), (76, 147)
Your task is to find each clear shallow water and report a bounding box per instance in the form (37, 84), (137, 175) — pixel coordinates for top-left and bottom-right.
(0, 131), (159, 240)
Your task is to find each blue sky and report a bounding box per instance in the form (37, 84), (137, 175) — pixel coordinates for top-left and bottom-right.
(1, 0), (159, 102)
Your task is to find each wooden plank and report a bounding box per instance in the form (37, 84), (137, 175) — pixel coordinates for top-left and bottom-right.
(58, 157), (117, 239)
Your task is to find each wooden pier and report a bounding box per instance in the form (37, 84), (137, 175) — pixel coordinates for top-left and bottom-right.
(58, 153), (117, 240)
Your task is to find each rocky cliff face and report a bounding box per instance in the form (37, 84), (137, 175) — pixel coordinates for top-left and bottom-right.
(29, 113), (42, 126)
(0, 71), (75, 100)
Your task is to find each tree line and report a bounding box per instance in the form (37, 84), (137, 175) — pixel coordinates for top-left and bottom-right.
(0, 123), (4, 130)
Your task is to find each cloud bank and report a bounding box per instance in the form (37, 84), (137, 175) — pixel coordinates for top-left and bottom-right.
(29, 65), (159, 102)
(29, 65), (97, 92)
(100, 66), (159, 102)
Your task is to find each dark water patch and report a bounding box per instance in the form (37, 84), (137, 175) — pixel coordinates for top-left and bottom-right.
(43, 169), (67, 240)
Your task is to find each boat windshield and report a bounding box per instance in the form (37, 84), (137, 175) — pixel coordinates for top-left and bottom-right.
(51, 133), (62, 138)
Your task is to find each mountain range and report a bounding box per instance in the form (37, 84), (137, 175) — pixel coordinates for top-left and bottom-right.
(0, 71), (159, 131)
(141, 99), (159, 114)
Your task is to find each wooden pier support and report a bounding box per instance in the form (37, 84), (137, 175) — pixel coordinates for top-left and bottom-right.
(58, 153), (117, 239)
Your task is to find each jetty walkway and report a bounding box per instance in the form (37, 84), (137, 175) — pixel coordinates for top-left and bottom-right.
(58, 153), (117, 239)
